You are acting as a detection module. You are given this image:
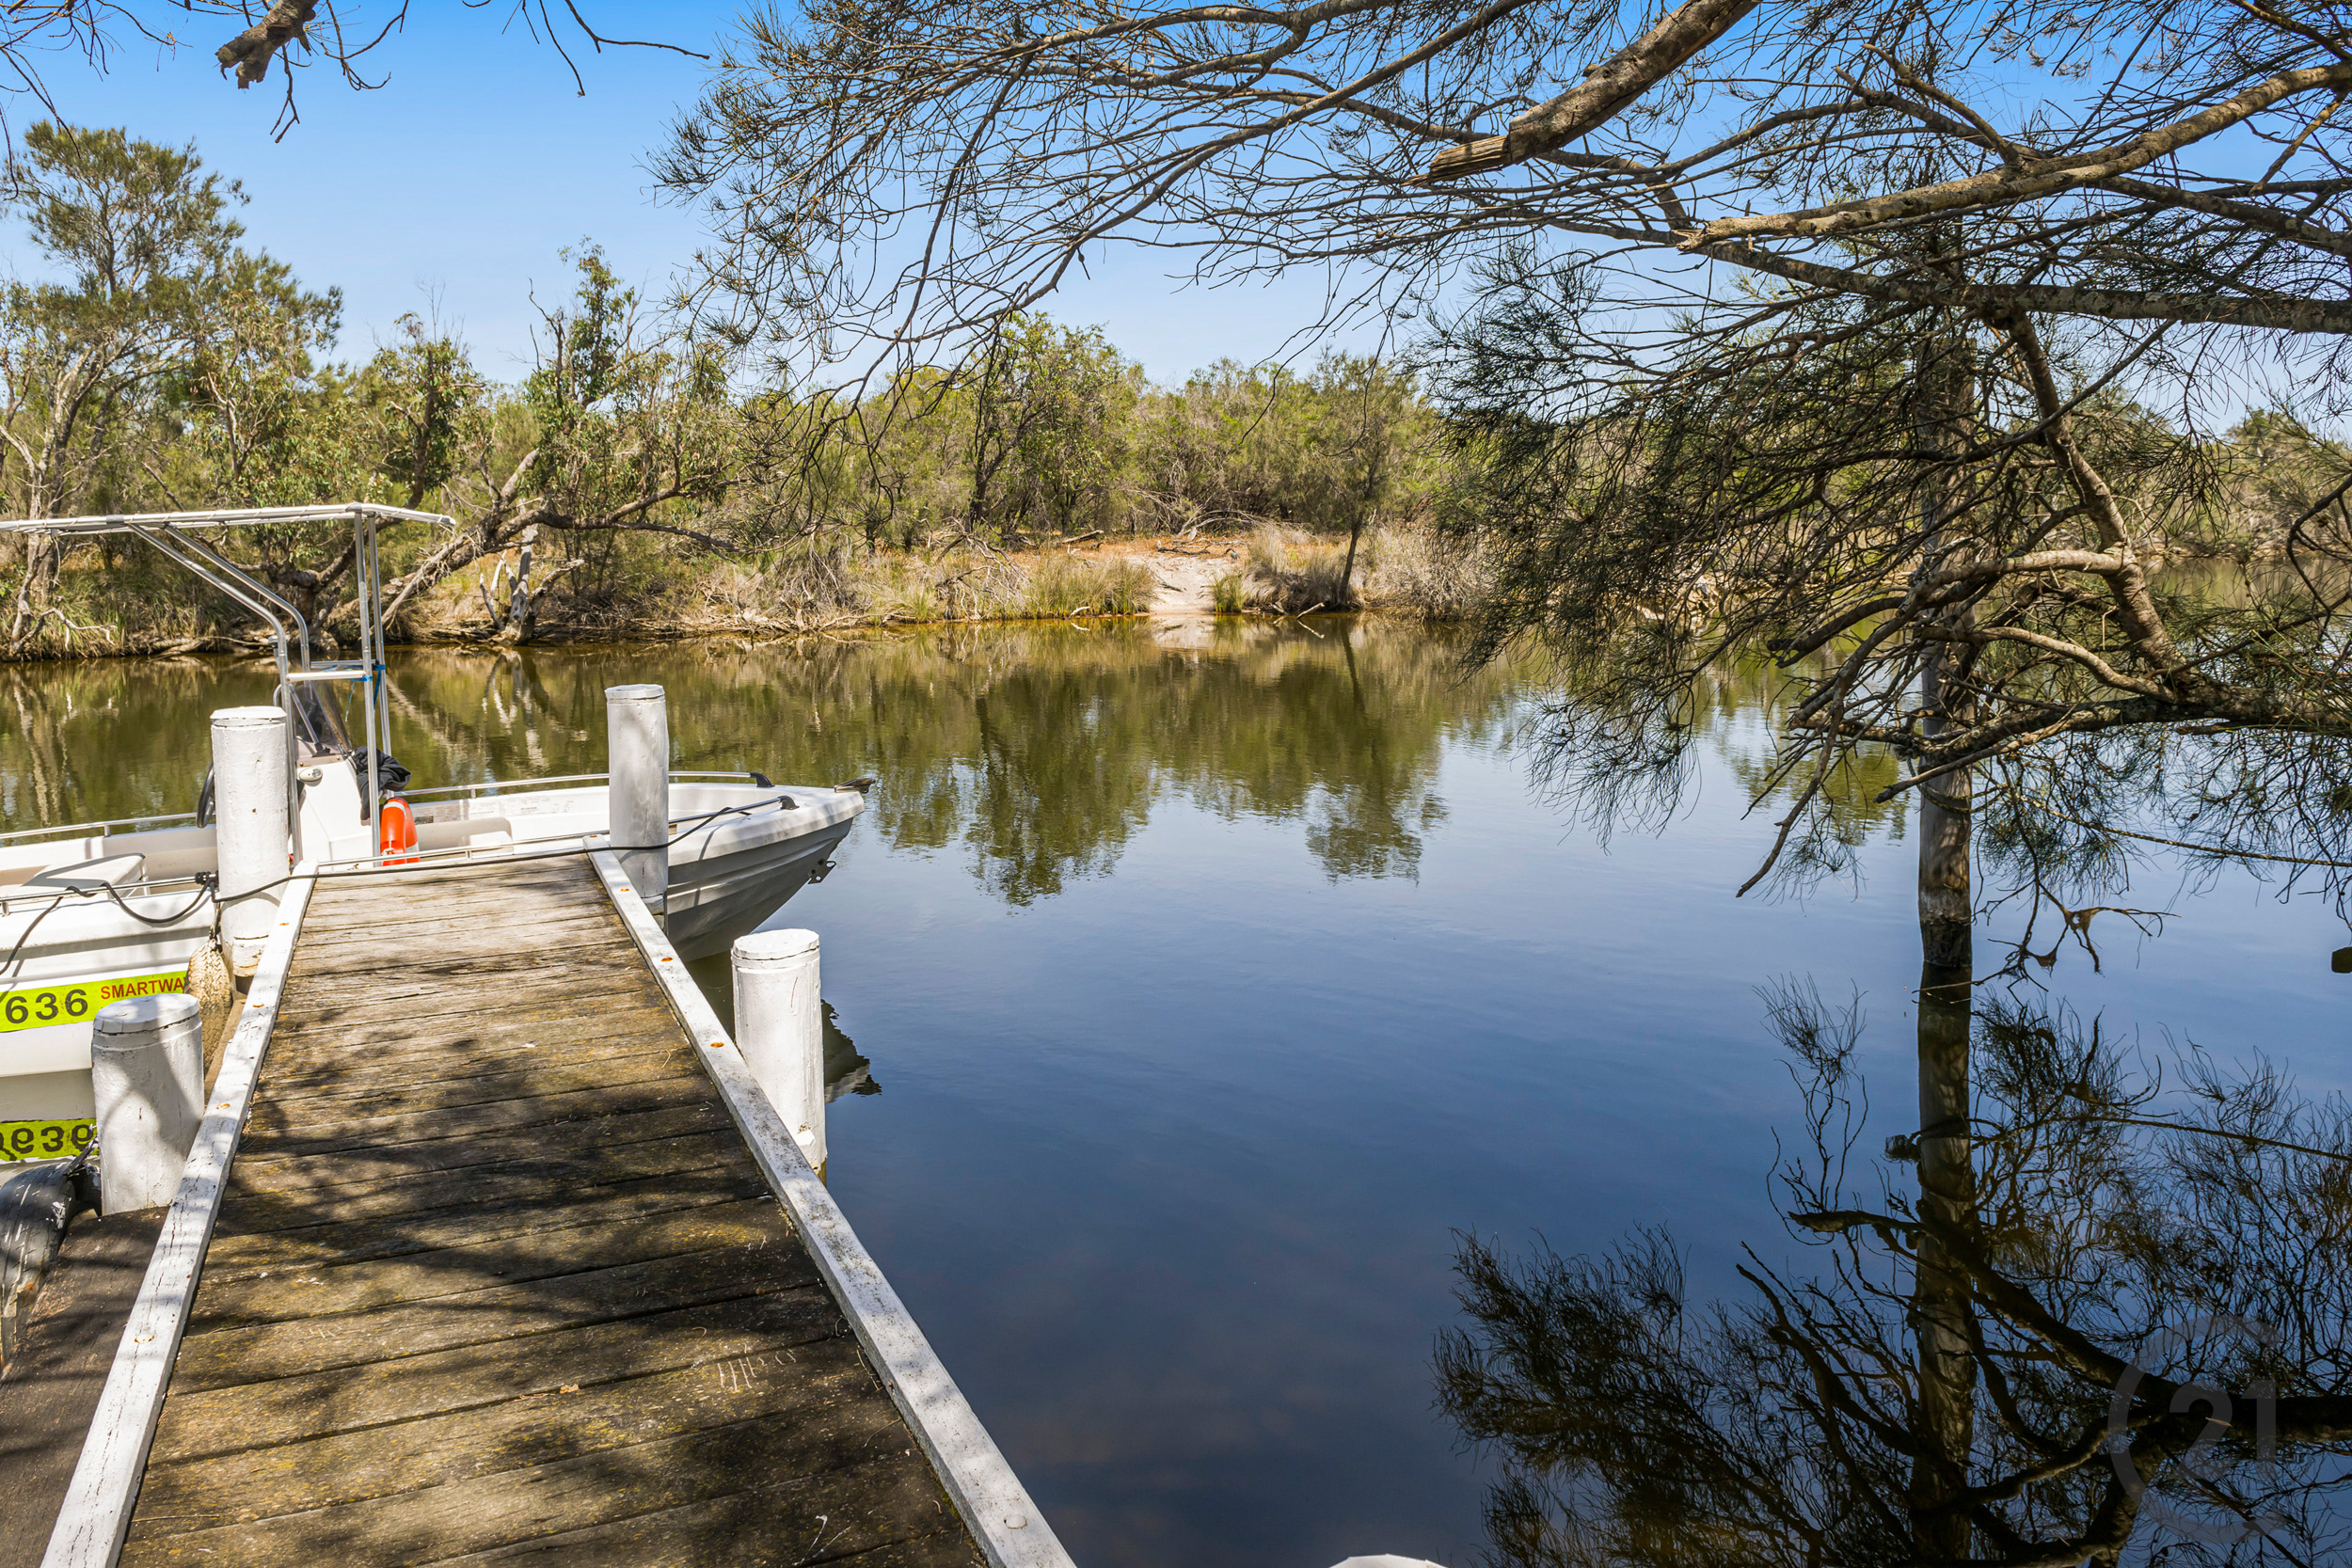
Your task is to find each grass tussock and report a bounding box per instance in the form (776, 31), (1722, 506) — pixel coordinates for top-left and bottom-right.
(1367, 523), (1496, 622)
(1020, 556), (1158, 619)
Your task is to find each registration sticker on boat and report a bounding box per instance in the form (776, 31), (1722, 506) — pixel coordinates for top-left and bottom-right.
(0, 971), (186, 1033)
(0, 1119), (92, 1160)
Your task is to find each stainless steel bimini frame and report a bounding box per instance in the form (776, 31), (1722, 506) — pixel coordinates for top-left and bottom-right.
(0, 503), (456, 860)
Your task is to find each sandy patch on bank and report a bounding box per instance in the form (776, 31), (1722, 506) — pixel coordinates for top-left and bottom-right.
(1147, 548), (1230, 615)
(1089, 538), (1239, 615)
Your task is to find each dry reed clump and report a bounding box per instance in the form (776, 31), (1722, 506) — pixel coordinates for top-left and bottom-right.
(699, 548), (1152, 630)
(1210, 523), (1491, 619)
(1223, 528), (1359, 613)
(1359, 523), (1496, 621)
(413, 546), (1151, 640)
(689, 554), (867, 632)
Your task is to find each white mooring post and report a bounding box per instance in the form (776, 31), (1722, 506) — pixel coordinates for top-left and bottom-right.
(212, 705), (291, 976)
(732, 928), (825, 1171)
(606, 684), (669, 910)
(89, 994), (204, 1214)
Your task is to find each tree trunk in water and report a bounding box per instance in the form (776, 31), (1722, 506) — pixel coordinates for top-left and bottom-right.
(1910, 325), (1977, 1560)
(1340, 517), (1365, 610)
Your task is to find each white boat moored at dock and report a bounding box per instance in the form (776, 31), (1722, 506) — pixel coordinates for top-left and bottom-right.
(0, 503), (866, 1157)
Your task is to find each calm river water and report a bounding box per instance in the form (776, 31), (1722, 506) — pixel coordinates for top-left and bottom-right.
(2, 620), (2344, 1567)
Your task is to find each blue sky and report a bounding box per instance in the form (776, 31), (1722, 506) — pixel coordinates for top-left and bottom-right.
(9, 6), (2304, 420)
(10, 3), (1350, 386)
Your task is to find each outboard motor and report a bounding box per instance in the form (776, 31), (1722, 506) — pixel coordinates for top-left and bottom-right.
(0, 1156), (96, 1372)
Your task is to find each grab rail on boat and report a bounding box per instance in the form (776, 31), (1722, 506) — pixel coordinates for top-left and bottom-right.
(0, 814), (202, 846)
(0, 777), (830, 920)
(401, 769), (761, 800)
(0, 874), (214, 917)
(0, 784), (816, 911)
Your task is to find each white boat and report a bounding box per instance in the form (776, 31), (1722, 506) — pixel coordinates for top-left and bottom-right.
(0, 504), (866, 1159)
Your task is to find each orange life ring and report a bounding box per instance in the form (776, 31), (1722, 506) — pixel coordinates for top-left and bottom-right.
(381, 795), (419, 864)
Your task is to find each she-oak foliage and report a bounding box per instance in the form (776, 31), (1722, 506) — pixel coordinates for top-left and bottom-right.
(660, 0), (2352, 916)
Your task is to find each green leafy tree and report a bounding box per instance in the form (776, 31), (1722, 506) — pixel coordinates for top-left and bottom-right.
(376, 245), (748, 637)
(0, 122), (330, 649)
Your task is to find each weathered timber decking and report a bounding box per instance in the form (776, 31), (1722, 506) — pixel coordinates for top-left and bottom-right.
(115, 856), (984, 1567)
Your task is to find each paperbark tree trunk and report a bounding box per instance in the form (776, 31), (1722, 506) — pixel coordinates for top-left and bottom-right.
(6, 532), (60, 654)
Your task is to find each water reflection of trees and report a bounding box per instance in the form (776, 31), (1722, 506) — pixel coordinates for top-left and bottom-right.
(1525, 646), (1911, 893)
(0, 623), (1530, 900)
(0, 657), (283, 825)
(386, 623), (1531, 901)
(1440, 996), (2352, 1568)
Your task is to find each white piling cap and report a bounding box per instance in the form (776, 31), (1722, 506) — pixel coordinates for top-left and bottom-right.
(605, 683), (664, 702)
(1328, 1560), (1446, 1568)
(92, 992), (201, 1037)
(733, 927), (819, 969)
(211, 705), (287, 729)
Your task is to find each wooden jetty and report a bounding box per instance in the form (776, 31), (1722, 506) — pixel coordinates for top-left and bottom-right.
(40, 853), (1067, 1568)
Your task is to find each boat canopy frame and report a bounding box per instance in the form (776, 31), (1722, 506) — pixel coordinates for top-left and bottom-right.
(0, 503), (456, 853)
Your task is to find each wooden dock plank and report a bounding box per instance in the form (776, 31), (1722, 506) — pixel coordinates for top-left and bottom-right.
(262, 994), (683, 1047)
(267, 950), (654, 1014)
(169, 1184), (814, 1393)
(208, 1130), (750, 1237)
(246, 1049), (693, 1129)
(288, 932), (647, 983)
(291, 905), (625, 948)
(185, 1196), (794, 1328)
(202, 1164), (772, 1278)
(428, 1463), (982, 1568)
(219, 1101), (736, 1192)
(236, 1070), (713, 1154)
(128, 1336), (882, 1532)
(124, 1434), (954, 1566)
(256, 1009), (684, 1085)
(115, 856), (982, 1568)
(147, 1291), (847, 1465)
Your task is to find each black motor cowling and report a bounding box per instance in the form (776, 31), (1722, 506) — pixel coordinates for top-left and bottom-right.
(0, 1158), (95, 1372)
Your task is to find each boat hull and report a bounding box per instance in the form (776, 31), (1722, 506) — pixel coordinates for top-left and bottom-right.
(663, 817), (855, 959)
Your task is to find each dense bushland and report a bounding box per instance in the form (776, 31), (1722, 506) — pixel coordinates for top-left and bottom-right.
(0, 121), (2336, 662)
(0, 123), (1483, 657)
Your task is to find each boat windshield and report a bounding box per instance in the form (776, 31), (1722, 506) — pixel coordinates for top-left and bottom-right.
(285, 682), (353, 757)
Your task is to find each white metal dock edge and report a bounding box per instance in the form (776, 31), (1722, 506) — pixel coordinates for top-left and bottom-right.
(41, 864), (320, 1568)
(588, 849), (1076, 1568)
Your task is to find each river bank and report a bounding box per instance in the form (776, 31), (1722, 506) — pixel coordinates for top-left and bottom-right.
(0, 525), (1487, 662)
